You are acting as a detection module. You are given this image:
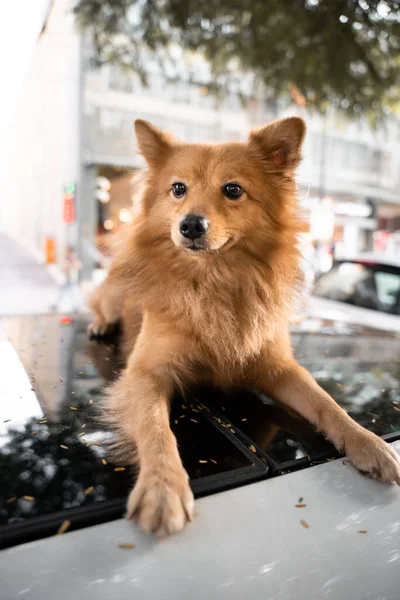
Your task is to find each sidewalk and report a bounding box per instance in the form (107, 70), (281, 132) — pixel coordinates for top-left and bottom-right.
(0, 235), (77, 316)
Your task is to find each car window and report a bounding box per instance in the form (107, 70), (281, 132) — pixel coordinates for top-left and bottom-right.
(375, 272), (400, 311)
(314, 262), (400, 316)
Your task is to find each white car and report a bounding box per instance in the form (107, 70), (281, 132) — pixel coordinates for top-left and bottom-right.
(309, 255), (400, 334)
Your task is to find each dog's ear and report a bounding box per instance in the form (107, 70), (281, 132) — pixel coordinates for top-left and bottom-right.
(134, 120), (178, 166)
(248, 117), (306, 173)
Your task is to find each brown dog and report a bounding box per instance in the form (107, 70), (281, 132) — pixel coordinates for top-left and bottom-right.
(89, 117), (400, 536)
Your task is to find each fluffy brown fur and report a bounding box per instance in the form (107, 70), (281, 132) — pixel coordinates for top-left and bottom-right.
(89, 117), (400, 537)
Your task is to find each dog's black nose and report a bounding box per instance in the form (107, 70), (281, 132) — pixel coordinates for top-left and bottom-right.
(179, 214), (209, 240)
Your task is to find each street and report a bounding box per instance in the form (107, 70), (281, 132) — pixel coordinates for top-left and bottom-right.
(0, 234), (69, 315)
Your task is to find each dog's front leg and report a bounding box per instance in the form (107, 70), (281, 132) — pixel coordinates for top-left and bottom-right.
(256, 359), (400, 484)
(88, 278), (123, 337)
(109, 343), (194, 537)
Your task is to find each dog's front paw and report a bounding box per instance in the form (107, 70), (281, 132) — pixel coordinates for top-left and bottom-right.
(345, 429), (400, 484)
(87, 317), (114, 339)
(126, 468), (195, 537)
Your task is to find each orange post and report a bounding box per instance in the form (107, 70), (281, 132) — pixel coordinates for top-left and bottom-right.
(45, 237), (56, 264)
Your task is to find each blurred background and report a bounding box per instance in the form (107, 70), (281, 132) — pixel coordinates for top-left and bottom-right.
(0, 0), (400, 318)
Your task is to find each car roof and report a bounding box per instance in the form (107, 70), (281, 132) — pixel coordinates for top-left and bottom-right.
(1, 313), (400, 550)
(2, 444), (400, 600)
(334, 254), (400, 270)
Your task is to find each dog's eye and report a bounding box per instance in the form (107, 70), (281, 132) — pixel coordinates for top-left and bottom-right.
(222, 183), (243, 200)
(172, 182), (187, 198)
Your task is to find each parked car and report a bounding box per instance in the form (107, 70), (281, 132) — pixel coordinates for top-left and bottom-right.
(1, 312), (400, 599)
(309, 255), (400, 333)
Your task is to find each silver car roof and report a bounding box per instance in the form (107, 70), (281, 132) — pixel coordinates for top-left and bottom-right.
(2, 441), (400, 600)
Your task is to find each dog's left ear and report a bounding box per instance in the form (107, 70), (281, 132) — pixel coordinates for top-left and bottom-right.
(248, 117), (306, 173)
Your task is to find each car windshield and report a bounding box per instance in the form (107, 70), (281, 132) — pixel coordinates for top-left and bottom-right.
(314, 262), (400, 316)
(2, 313), (400, 549)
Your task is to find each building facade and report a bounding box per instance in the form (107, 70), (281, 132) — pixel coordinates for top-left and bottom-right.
(2, 0), (400, 284)
(1, 0), (82, 282)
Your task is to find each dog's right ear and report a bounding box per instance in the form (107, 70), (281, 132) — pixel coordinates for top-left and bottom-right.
(134, 120), (177, 166)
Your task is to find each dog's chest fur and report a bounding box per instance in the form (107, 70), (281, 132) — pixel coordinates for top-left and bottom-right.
(134, 251), (292, 366)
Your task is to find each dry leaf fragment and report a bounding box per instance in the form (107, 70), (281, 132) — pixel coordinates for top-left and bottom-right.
(300, 519), (309, 528)
(56, 520), (71, 535)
